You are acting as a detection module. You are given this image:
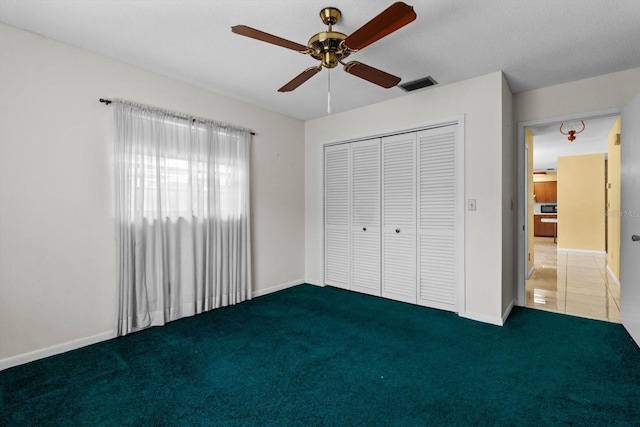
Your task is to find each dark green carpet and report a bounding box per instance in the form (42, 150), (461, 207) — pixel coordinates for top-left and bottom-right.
(2, 284), (640, 426)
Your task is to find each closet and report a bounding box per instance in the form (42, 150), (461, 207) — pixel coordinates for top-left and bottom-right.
(324, 123), (461, 312)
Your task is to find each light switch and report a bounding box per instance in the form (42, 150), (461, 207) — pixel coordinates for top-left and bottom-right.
(468, 199), (476, 211)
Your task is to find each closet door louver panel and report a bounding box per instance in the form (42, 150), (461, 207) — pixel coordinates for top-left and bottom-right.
(381, 133), (416, 304)
(351, 139), (381, 296)
(324, 122), (462, 313)
(417, 125), (458, 311)
(324, 144), (350, 289)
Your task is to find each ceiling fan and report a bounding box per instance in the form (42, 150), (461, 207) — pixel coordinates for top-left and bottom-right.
(231, 2), (416, 92)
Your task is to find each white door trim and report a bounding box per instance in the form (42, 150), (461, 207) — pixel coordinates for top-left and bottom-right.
(321, 115), (463, 147)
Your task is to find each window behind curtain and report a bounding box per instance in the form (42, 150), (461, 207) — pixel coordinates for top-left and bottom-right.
(134, 152), (240, 220)
(113, 101), (252, 336)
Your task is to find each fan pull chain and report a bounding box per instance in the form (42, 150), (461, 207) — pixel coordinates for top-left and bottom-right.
(327, 68), (331, 115)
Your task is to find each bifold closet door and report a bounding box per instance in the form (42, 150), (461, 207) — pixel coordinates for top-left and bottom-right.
(324, 144), (350, 289)
(350, 139), (381, 296)
(417, 125), (459, 311)
(381, 133), (417, 304)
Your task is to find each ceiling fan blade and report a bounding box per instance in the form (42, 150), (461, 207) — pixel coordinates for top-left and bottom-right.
(278, 67), (322, 92)
(343, 2), (416, 51)
(344, 61), (401, 88)
(231, 25), (308, 52)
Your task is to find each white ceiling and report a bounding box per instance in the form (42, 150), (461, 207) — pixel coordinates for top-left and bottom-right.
(530, 115), (619, 171)
(1, 1), (639, 121)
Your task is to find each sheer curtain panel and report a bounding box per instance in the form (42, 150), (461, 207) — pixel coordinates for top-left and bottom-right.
(113, 101), (251, 336)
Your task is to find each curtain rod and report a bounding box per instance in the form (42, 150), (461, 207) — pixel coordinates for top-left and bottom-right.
(99, 98), (255, 136)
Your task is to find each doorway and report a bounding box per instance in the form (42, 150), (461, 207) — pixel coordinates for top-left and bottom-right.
(517, 109), (622, 323)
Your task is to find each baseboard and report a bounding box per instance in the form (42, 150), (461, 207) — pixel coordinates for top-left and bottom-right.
(0, 330), (114, 371)
(459, 311), (504, 327)
(502, 299), (516, 324)
(2, 283), (307, 371)
(556, 248), (606, 255)
(251, 279), (304, 298)
(606, 266), (621, 287)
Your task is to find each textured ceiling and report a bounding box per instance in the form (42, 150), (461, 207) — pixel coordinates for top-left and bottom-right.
(530, 116), (619, 171)
(1, 0), (639, 121)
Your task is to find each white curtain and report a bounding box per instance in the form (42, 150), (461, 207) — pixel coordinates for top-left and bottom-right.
(113, 101), (251, 336)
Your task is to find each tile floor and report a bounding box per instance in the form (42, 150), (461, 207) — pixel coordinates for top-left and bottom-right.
(525, 237), (620, 323)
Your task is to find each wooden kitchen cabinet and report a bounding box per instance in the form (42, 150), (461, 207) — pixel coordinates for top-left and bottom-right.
(547, 182), (557, 203)
(534, 214), (558, 237)
(534, 215), (542, 236)
(534, 181), (557, 203)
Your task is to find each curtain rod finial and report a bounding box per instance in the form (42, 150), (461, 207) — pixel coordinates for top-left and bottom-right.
(99, 98), (112, 105)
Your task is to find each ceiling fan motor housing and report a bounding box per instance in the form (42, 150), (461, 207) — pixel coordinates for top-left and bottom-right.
(308, 31), (350, 68)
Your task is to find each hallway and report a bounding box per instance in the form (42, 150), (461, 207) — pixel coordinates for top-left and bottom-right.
(525, 237), (620, 322)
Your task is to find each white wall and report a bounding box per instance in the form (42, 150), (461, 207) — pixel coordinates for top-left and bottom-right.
(305, 72), (508, 325)
(514, 68), (640, 123)
(501, 74), (517, 315)
(0, 23), (305, 363)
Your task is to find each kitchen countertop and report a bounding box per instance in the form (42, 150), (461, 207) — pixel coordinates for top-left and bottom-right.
(534, 213), (557, 216)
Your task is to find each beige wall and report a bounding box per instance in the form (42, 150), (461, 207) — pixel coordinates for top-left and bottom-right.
(305, 71), (511, 325)
(607, 117), (622, 280)
(526, 129), (535, 272)
(557, 154), (606, 252)
(0, 23), (305, 362)
(533, 172), (558, 182)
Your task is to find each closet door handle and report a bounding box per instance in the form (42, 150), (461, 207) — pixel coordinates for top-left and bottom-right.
(363, 227), (367, 231)
(396, 228), (400, 233)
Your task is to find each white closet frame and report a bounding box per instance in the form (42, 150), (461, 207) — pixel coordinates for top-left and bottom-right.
(322, 116), (465, 315)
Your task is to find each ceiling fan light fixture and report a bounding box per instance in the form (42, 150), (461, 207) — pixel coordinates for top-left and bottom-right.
(559, 120), (586, 142)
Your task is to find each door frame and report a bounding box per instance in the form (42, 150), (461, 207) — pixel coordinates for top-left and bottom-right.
(524, 143), (531, 279)
(516, 107), (622, 306)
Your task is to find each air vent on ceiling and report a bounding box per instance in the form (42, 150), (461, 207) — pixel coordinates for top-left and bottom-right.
(399, 76), (437, 92)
